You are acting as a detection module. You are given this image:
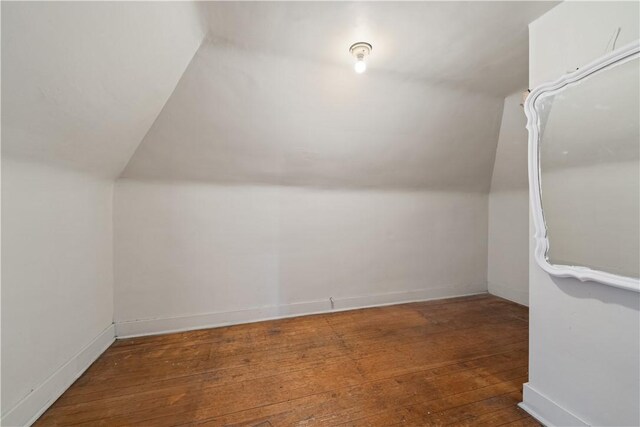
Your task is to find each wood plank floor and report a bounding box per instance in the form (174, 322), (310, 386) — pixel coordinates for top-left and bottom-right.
(35, 294), (538, 426)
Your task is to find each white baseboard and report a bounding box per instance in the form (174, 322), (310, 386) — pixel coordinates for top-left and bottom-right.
(519, 383), (588, 427)
(1, 324), (116, 427)
(488, 281), (529, 307)
(115, 285), (487, 338)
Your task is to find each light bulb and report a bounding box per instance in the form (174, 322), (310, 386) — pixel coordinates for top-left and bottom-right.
(349, 42), (372, 74)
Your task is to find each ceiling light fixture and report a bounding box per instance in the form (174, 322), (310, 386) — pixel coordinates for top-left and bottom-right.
(349, 42), (372, 74)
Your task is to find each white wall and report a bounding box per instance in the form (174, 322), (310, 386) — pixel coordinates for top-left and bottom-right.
(1, 158), (114, 418)
(523, 2), (640, 426)
(1, 2), (207, 424)
(114, 180), (488, 336)
(113, 35), (502, 336)
(488, 91), (529, 306)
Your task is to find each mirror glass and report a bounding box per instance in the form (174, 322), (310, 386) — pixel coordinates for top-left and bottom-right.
(536, 56), (640, 279)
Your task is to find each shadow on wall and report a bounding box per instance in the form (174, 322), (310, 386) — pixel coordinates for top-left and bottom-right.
(550, 275), (640, 311)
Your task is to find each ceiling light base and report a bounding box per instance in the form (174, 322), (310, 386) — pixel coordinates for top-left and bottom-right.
(349, 42), (372, 59)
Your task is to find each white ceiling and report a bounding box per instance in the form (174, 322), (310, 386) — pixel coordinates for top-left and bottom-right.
(122, 2), (556, 191)
(121, 40), (505, 191)
(204, 2), (557, 96)
(1, 2), (207, 178)
(3, 1), (558, 188)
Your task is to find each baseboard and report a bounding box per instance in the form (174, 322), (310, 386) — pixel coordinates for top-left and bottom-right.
(1, 324), (116, 427)
(488, 281), (529, 307)
(519, 383), (588, 427)
(115, 285), (487, 338)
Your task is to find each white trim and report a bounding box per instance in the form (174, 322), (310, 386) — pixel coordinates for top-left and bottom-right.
(1, 324), (116, 427)
(115, 285), (486, 338)
(525, 39), (640, 293)
(519, 383), (589, 427)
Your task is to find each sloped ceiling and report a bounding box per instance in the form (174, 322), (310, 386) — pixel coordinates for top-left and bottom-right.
(1, 1), (207, 178)
(121, 41), (504, 191)
(122, 2), (556, 191)
(2, 1), (557, 189)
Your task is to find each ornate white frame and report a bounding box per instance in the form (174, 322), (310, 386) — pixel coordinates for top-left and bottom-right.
(525, 40), (640, 293)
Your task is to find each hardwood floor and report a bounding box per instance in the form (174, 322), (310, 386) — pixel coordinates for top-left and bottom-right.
(35, 294), (538, 426)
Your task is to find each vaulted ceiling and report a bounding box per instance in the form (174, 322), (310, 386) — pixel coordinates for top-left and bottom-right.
(121, 40), (505, 191)
(2, 1), (207, 178)
(2, 1), (557, 189)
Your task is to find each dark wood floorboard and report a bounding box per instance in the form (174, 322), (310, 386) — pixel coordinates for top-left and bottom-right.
(34, 294), (538, 426)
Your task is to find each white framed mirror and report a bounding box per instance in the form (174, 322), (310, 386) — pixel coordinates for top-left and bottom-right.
(526, 40), (640, 292)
